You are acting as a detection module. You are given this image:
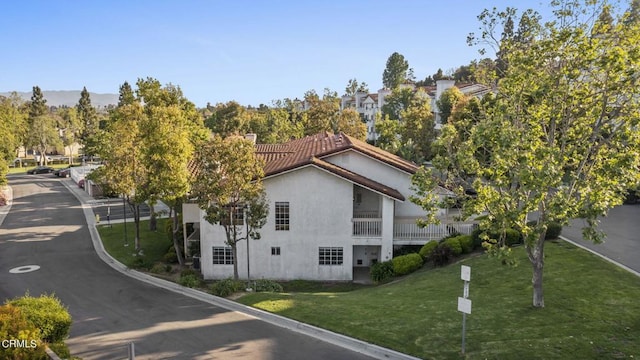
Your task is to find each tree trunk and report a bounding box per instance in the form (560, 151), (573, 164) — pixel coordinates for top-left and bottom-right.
(231, 242), (239, 280)
(149, 202), (157, 231)
(172, 206), (185, 267)
(527, 234), (546, 308)
(133, 204), (141, 253)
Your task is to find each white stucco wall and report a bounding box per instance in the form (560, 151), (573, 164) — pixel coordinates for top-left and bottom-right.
(322, 151), (444, 217)
(199, 165), (355, 281)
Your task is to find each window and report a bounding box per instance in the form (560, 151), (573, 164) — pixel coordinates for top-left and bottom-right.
(275, 202), (290, 231)
(221, 205), (244, 225)
(319, 247), (343, 265)
(271, 247), (281, 256)
(212, 247), (233, 265)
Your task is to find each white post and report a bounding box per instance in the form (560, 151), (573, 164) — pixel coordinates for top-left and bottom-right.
(128, 342), (135, 359)
(458, 265), (472, 354)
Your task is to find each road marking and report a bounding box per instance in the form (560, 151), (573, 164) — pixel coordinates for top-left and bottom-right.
(9, 265), (40, 274)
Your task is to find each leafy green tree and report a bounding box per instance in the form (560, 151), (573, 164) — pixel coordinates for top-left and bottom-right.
(27, 114), (62, 166)
(302, 88), (339, 135)
(344, 78), (370, 96)
(382, 52), (410, 89)
(436, 87), (465, 124)
(77, 87), (99, 158)
(413, 0), (640, 308)
(191, 135), (269, 279)
(400, 96), (436, 163)
(381, 87), (415, 120)
(205, 101), (249, 136)
(56, 107), (83, 164)
(334, 108), (367, 140)
(0, 94), (27, 184)
(262, 108), (303, 143)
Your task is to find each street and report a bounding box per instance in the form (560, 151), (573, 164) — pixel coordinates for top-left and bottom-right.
(0, 174), (375, 360)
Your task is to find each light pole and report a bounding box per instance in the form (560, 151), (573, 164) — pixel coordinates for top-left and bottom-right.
(123, 195), (128, 247)
(245, 205), (251, 290)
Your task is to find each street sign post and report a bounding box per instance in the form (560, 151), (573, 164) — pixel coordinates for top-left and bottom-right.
(458, 265), (472, 354)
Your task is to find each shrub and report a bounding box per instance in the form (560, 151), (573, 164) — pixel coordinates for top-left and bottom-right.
(178, 274), (201, 288)
(150, 263), (170, 274)
(457, 235), (474, 254)
(210, 278), (245, 297)
(253, 279), (283, 292)
(163, 246), (178, 264)
(392, 253), (423, 276)
(131, 256), (152, 270)
(432, 244), (453, 267)
(505, 229), (522, 246)
(0, 305), (46, 359)
(419, 241), (439, 260)
(471, 228), (484, 249)
(393, 245), (422, 256)
(8, 294), (71, 344)
(545, 222), (562, 240)
(443, 237), (463, 256)
(370, 261), (394, 282)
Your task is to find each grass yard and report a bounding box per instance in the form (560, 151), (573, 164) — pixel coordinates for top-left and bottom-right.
(97, 218), (172, 268)
(237, 241), (640, 359)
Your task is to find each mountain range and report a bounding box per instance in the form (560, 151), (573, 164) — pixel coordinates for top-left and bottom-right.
(0, 90), (118, 108)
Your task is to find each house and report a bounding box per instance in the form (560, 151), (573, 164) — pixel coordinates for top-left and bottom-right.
(183, 132), (476, 281)
(340, 80), (491, 141)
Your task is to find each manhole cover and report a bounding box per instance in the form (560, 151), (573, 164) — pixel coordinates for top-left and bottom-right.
(9, 265), (40, 274)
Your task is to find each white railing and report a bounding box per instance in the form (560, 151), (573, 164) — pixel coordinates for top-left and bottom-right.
(393, 218), (477, 242)
(353, 210), (380, 219)
(352, 218), (382, 237)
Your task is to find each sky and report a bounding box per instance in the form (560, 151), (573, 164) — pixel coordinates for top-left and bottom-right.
(1, 0), (551, 107)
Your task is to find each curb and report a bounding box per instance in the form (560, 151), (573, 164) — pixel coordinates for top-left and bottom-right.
(62, 181), (420, 360)
(560, 235), (640, 277)
(0, 185), (13, 227)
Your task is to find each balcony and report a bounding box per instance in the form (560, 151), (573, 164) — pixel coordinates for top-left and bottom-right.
(393, 218), (478, 245)
(352, 218), (382, 237)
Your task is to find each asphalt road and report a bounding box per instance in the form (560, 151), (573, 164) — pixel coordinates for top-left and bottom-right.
(0, 175), (375, 360)
(562, 204), (640, 274)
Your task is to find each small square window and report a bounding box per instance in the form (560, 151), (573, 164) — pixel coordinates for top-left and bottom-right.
(271, 247), (281, 256)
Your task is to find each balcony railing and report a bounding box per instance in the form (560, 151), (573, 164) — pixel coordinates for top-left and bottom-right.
(393, 219), (477, 241)
(352, 218), (382, 237)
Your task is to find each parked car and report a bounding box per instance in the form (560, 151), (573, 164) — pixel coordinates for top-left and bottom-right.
(58, 168), (71, 178)
(27, 166), (54, 174)
(78, 179), (85, 188)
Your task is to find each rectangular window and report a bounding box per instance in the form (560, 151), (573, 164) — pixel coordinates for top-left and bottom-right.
(319, 247), (343, 265)
(221, 205), (244, 226)
(212, 247), (233, 265)
(275, 202), (290, 231)
(271, 247), (281, 256)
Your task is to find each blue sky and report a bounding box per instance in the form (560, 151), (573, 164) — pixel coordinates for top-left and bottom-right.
(2, 0), (550, 107)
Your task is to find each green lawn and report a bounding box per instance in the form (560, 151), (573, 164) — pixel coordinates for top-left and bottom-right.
(237, 241), (640, 359)
(97, 219), (172, 268)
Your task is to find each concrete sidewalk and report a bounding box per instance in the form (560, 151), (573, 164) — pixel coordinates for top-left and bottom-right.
(61, 179), (418, 360)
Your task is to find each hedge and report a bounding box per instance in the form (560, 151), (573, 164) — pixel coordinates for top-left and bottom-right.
(370, 260), (394, 282)
(392, 253), (424, 276)
(8, 294), (71, 344)
(442, 237), (463, 256)
(419, 241), (439, 260)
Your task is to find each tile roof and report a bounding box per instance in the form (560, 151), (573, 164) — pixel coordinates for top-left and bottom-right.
(254, 131), (418, 201)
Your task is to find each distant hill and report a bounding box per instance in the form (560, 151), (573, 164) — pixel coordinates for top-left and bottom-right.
(0, 90), (118, 108)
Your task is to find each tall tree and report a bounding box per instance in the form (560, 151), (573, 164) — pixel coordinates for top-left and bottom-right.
(382, 52), (410, 89)
(77, 87), (98, 158)
(27, 114), (62, 166)
(413, 0), (640, 308)
(205, 101), (249, 136)
(344, 78), (370, 96)
(191, 135), (269, 280)
(118, 81), (136, 107)
(381, 87), (416, 120)
(28, 86), (47, 119)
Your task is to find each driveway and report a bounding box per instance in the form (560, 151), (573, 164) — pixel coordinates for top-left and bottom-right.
(562, 204), (640, 274)
(0, 175), (380, 360)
